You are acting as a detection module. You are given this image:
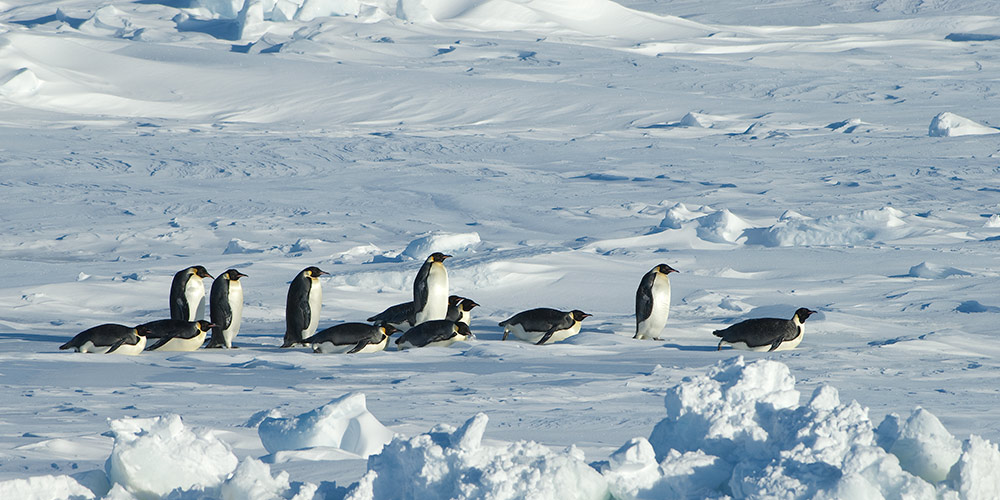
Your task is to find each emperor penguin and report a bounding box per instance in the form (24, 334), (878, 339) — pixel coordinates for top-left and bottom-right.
(412, 252), (451, 326)
(446, 296), (480, 326)
(170, 266), (213, 322)
(206, 269), (247, 348)
(395, 320), (471, 350)
(634, 263), (679, 340)
(282, 266), (329, 348)
(499, 308), (591, 345)
(145, 320), (214, 352)
(713, 308), (817, 352)
(59, 324), (147, 355)
(307, 322), (399, 354)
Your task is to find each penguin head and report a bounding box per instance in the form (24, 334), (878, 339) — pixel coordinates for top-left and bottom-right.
(460, 299), (480, 311)
(191, 266), (213, 279)
(224, 269), (248, 281)
(134, 324), (152, 338)
(448, 295), (464, 306)
(302, 266), (329, 278)
(379, 323), (401, 336)
(428, 252), (451, 263)
(455, 321), (472, 338)
(793, 308), (817, 323)
(656, 264), (679, 275)
(195, 320), (216, 332)
(571, 310), (592, 322)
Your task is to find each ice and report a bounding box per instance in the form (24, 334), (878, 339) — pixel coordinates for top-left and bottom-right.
(884, 407), (963, 483)
(905, 262), (972, 279)
(219, 456), (319, 500)
(0, 474), (95, 499)
(105, 414), (238, 498)
(400, 232), (481, 260)
(351, 412), (610, 499)
(928, 112), (1000, 137)
(258, 393), (395, 459)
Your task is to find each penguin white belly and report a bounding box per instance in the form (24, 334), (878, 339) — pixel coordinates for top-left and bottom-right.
(112, 337), (147, 355)
(415, 266), (448, 324)
(304, 281), (322, 338)
(719, 340), (773, 352)
(185, 278), (206, 321)
(313, 337), (387, 354)
(774, 326), (804, 351)
(153, 331), (206, 352)
(222, 282), (243, 347)
(506, 322), (581, 344)
(78, 341), (111, 354)
(636, 279), (671, 340)
(397, 334), (465, 350)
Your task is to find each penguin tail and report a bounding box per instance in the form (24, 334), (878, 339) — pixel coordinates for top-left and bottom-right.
(712, 330), (724, 338)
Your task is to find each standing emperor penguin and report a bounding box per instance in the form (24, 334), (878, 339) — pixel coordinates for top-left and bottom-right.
(412, 253), (451, 326)
(206, 269), (247, 348)
(282, 266), (328, 348)
(634, 263), (679, 340)
(170, 266), (212, 322)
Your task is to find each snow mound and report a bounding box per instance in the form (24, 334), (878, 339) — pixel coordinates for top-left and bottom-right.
(220, 456), (318, 500)
(695, 209), (752, 244)
(985, 214), (1000, 228)
(905, 262), (972, 279)
(400, 232), (480, 260)
(745, 207), (915, 247)
(637, 357), (1000, 498)
(0, 67), (42, 98)
(106, 414), (238, 498)
(258, 393), (394, 458)
(350, 412), (609, 499)
(929, 112), (1000, 137)
(658, 202), (704, 230)
(0, 474), (95, 499)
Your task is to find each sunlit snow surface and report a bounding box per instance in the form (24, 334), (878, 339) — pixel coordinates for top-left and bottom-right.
(1, 0), (1000, 498)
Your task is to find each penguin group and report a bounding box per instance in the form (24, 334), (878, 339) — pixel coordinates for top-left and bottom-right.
(59, 253), (818, 355)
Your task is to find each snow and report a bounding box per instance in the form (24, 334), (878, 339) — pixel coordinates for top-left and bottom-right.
(258, 393), (395, 458)
(2, 0), (1000, 497)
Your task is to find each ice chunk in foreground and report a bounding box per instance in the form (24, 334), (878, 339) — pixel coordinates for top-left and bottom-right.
(258, 392), (394, 458)
(106, 414), (238, 498)
(885, 407), (962, 483)
(350, 412), (609, 500)
(220, 456), (319, 500)
(0, 474), (95, 499)
(599, 437), (728, 499)
(929, 112), (1000, 137)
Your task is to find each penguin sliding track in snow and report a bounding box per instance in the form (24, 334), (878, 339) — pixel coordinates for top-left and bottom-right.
(713, 308), (817, 352)
(307, 323), (399, 354)
(634, 264), (678, 340)
(60, 324), (147, 355)
(206, 269), (247, 348)
(282, 266), (329, 348)
(395, 320), (471, 350)
(144, 320), (214, 352)
(170, 266), (213, 322)
(412, 252), (450, 326)
(500, 308), (592, 345)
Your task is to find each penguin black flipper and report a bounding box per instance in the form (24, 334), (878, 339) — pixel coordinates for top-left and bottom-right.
(207, 278), (232, 348)
(347, 339), (370, 354)
(169, 271), (190, 321)
(411, 264), (431, 324)
(635, 271), (655, 325)
(145, 335), (173, 351)
(282, 278), (311, 348)
(535, 326), (560, 345)
(106, 338), (128, 354)
(768, 335), (784, 352)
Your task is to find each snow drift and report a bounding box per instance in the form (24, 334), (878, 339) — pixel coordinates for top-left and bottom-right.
(258, 393), (395, 458)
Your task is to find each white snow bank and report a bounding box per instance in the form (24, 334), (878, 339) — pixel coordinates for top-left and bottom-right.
(220, 456), (319, 500)
(743, 207), (919, 247)
(258, 393), (394, 458)
(637, 356), (1000, 498)
(929, 112), (1000, 137)
(400, 232), (480, 260)
(106, 414), (238, 499)
(0, 474), (95, 499)
(695, 209), (752, 244)
(0, 67), (42, 98)
(349, 412), (610, 499)
(905, 261), (972, 279)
